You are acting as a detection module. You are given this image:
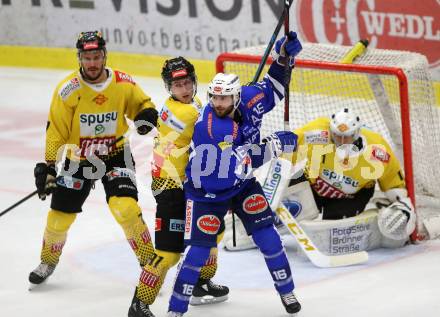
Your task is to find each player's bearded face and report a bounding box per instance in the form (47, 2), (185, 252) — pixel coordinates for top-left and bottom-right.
(211, 95), (234, 118)
(79, 50), (106, 82)
(170, 78), (194, 104)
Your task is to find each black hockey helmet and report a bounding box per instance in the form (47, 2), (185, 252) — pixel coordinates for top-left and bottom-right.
(161, 56), (196, 89)
(76, 31), (106, 53)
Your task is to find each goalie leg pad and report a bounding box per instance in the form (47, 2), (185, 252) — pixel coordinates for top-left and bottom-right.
(252, 225), (294, 294)
(108, 196), (155, 266)
(40, 209), (77, 265)
(283, 180), (320, 222)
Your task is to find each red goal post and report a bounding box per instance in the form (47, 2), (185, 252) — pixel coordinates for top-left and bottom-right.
(216, 43), (440, 241)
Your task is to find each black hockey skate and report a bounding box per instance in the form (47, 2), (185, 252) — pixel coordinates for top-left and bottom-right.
(280, 292), (301, 314)
(128, 287), (155, 317)
(28, 262), (56, 289)
(190, 278), (229, 305)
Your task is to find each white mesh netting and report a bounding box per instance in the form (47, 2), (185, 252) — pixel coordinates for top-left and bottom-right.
(219, 43), (440, 239)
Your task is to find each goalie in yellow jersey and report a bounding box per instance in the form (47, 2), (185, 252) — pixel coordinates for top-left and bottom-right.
(29, 31), (159, 288)
(128, 57), (229, 317)
(226, 108), (417, 255)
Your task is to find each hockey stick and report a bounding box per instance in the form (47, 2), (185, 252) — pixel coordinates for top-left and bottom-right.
(0, 135), (125, 218)
(259, 158), (369, 267)
(250, 0), (293, 84)
(283, 0), (291, 131)
(276, 203), (368, 267)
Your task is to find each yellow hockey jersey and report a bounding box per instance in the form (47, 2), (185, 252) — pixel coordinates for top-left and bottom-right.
(45, 68), (154, 162)
(152, 96), (202, 183)
(290, 117), (405, 198)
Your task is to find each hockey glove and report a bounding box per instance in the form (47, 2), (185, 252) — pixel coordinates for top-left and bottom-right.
(134, 108), (158, 135)
(273, 31), (302, 67)
(377, 198), (416, 241)
(262, 131), (297, 158)
(34, 162), (57, 200)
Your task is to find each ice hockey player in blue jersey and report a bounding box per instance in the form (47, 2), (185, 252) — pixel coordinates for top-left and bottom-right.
(167, 32), (302, 316)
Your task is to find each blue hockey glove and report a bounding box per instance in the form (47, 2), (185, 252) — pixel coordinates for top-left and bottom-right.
(273, 31), (302, 67)
(262, 131), (297, 157)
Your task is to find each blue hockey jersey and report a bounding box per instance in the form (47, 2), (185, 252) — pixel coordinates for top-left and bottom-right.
(184, 62), (289, 202)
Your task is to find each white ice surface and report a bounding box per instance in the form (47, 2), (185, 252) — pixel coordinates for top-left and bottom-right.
(0, 67), (439, 317)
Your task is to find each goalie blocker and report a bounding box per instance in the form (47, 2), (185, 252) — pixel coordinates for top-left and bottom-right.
(224, 160), (416, 256)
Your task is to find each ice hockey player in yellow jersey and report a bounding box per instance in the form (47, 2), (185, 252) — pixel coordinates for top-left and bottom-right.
(228, 108), (416, 255)
(30, 31), (159, 289)
(128, 57), (229, 317)
(281, 108), (417, 252)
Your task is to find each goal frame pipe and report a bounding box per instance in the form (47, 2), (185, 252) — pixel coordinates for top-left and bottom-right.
(216, 53), (420, 241)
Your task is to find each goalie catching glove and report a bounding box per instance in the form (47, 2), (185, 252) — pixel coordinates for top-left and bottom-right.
(134, 108), (158, 135)
(272, 31), (302, 67)
(378, 188), (416, 240)
(34, 162), (57, 200)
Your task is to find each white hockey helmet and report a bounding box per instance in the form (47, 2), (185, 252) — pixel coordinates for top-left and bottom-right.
(208, 73), (241, 109)
(329, 108), (362, 142)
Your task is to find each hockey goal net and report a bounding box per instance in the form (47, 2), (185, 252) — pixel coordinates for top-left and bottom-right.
(216, 42), (440, 241)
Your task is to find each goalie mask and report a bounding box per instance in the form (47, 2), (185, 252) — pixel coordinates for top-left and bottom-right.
(207, 73), (241, 114)
(161, 56), (197, 98)
(330, 108), (361, 146)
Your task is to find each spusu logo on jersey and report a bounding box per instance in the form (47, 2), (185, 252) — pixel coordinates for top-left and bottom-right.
(197, 215), (221, 235)
(296, 0), (439, 68)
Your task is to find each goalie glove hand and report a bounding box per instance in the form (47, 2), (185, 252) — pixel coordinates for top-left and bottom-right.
(262, 131), (297, 158)
(273, 31), (302, 67)
(377, 197), (416, 241)
(134, 108), (158, 135)
(34, 162), (57, 200)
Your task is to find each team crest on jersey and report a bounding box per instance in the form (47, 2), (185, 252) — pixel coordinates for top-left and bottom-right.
(59, 77), (80, 101)
(93, 94), (108, 105)
(304, 130), (329, 144)
(114, 70), (135, 84)
(242, 194), (268, 214)
(197, 215), (221, 234)
(371, 146), (390, 163)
